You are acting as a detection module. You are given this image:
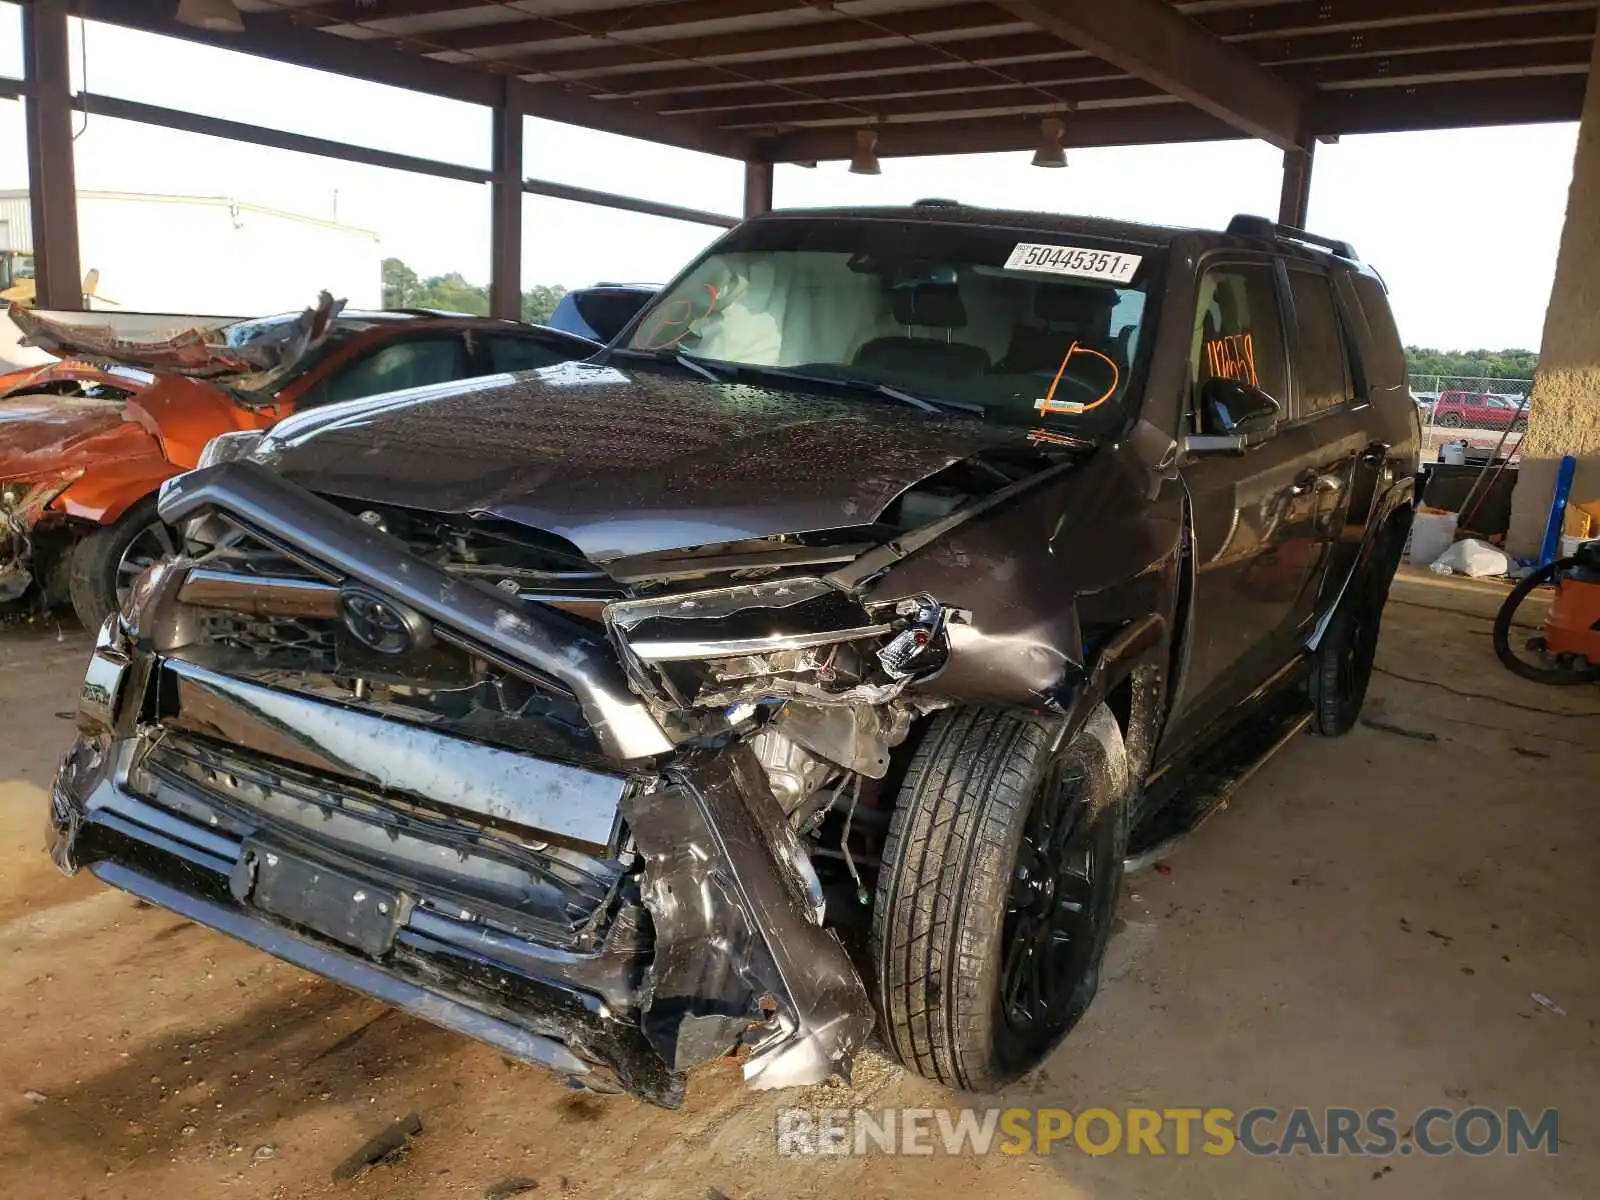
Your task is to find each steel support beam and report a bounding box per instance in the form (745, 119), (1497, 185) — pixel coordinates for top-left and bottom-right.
(22, 0), (83, 310)
(522, 179), (737, 229)
(765, 105), (1237, 162)
(1278, 139), (1315, 228)
(990, 0), (1306, 149)
(78, 93), (493, 183)
(490, 80), (524, 322)
(743, 161), (774, 218)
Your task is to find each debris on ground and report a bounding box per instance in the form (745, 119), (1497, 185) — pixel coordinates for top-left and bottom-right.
(253, 1144), (277, 1162)
(331, 1111), (423, 1181)
(484, 1177), (540, 1199)
(1361, 718), (1440, 743)
(1531, 992), (1567, 1016)
(1153, 862), (1173, 876)
(21, 1090), (46, 1104)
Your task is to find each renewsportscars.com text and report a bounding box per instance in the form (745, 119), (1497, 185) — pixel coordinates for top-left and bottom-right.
(775, 1106), (1559, 1158)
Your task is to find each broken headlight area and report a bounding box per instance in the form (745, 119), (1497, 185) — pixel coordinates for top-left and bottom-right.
(604, 577), (956, 921)
(605, 577), (953, 714)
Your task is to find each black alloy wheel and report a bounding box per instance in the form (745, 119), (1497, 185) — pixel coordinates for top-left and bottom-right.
(998, 754), (1121, 1052)
(872, 705), (1128, 1090)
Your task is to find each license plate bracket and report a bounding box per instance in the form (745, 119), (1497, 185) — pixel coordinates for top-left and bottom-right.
(231, 839), (409, 958)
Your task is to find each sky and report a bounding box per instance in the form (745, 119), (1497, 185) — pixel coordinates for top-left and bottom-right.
(0, 8), (1581, 350)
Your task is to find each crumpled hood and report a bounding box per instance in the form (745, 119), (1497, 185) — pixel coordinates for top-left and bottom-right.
(258, 360), (1030, 561)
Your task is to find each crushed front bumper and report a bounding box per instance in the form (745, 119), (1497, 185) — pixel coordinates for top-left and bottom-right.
(51, 617), (875, 1107)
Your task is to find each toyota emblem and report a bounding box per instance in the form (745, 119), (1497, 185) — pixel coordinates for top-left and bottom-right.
(337, 587), (430, 655)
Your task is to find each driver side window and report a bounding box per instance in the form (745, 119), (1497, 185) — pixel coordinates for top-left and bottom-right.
(1191, 263), (1289, 419)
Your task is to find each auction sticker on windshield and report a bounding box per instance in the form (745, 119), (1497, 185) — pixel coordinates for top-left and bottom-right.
(1004, 243), (1141, 284)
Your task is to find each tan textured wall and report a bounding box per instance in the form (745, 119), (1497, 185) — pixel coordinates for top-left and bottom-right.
(1508, 33), (1600, 555)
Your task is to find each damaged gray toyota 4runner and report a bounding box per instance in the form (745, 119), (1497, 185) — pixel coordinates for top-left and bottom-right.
(51, 205), (1418, 1105)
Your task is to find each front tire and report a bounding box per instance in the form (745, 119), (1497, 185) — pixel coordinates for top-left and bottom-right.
(1437, 412), (1463, 428)
(68, 496), (175, 629)
(871, 705), (1127, 1091)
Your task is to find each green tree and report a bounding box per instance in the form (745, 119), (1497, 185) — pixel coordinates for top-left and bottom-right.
(380, 257), (422, 309)
(412, 271), (490, 316)
(381, 258), (568, 324)
(1405, 346), (1539, 383)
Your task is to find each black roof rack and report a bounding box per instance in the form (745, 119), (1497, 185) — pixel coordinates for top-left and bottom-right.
(913, 197), (964, 207)
(1226, 214), (1358, 261)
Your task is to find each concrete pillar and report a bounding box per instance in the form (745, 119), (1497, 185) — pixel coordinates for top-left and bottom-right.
(1508, 31), (1600, 556)
(489, 79), (524, 322)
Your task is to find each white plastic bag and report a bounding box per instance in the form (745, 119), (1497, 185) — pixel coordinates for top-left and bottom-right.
(1408, 510), (1458, 565)
(1431, 537), (1511, 578)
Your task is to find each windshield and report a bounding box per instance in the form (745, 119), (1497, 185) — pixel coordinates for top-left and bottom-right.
(623, 217), (1159, 430)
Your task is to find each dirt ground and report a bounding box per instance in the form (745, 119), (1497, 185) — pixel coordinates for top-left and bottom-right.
(0, 569), (1595, 1200)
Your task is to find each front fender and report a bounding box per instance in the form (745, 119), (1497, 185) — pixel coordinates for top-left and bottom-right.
(53, 453), (180, 526)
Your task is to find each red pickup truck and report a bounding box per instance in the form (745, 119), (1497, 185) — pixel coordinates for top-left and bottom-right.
(1431, 390), (1529, 431)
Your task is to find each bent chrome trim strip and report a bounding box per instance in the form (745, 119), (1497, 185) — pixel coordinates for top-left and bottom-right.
(162, 658), (626, 852)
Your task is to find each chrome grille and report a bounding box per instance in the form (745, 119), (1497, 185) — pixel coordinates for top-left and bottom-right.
(197, 611), (339, 665)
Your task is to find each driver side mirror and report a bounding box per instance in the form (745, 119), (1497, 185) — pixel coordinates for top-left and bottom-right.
(1186, 377), (1281, 453)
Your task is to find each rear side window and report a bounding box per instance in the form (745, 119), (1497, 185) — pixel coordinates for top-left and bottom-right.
(1192, 262), (1289, 405)
(319, 337), (470, 407)
(487, 335), (568, 374)
(1287, 270), (1352, 416)
(575, 291), (651, 342)
(1349, 273), (1407, 384)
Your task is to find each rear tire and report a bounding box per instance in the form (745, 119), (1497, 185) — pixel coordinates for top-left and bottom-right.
(871, 705), (1127, 1091)
(68, 496), (175, 630)
(1308, 520), (1403, 736)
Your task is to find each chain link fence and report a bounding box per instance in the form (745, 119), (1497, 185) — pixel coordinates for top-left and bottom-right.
(1408, 375), (1534, 463)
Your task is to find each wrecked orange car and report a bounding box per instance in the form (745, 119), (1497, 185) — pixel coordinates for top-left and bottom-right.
(1, 299), (600, 627)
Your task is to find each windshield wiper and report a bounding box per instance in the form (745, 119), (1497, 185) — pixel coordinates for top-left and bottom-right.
(740, 366), (986, 418)
(818, 375), (985, 417)
(608, 348), (985, 417)
(606, 345), (731, 383)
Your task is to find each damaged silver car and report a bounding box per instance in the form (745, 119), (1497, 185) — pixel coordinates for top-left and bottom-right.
(50, 205), (1418, 1104)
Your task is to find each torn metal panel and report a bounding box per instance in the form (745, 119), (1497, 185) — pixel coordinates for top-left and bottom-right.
(9, 291), (343, 391)
(624, 747), (872, 1084)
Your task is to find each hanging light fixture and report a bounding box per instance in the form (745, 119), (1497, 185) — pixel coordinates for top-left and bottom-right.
(175, 0), (245, 33)
(849, 129), (881, 176)
(1032, 116), (1067, 169)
